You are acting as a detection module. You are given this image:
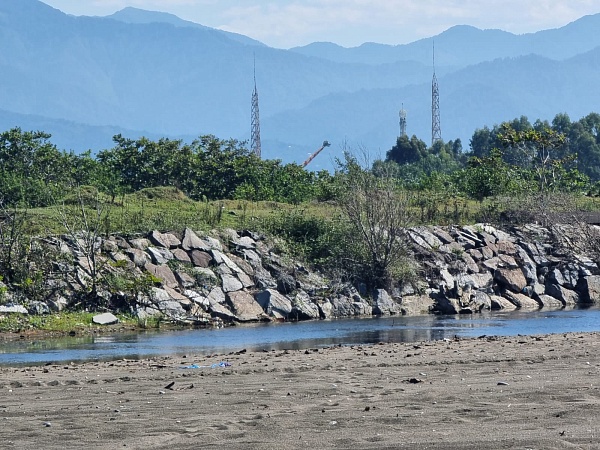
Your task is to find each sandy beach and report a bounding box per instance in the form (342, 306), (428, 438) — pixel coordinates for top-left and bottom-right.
(1, 332), (600, 449)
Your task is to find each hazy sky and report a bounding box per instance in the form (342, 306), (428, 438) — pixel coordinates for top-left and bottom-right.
(41, 1), (600, 48)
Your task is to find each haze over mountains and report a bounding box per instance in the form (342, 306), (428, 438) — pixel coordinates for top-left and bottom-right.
(1, 0), (600, 169)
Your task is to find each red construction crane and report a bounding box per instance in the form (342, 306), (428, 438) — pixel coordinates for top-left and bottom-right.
(302, 140), (331, 168)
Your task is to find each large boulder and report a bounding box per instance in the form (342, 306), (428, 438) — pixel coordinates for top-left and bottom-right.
(144, 263), (178, 289)
(546, 284), (579, 306)
(489, 295), (518, 311)
(189, 250), (213, 268)
(255, 289), (293, 320)
(181, 228), (211, 251)
(503, 292), (540, 309)
(399, 295), (435, 315)
(290, 291), (320, 320)
(147, 247), (174, 265)
(221, 274), (243, 293)
(150, 230), (181, 249)
(227, 290), (268, 322)
(494, 268), (527, 293)
(0, 304), (28, 314)
(577, 275), (600, 304)
(330, 295), (355, 317)
(372, 289), (400, 315)
(92, 312), (119, 325)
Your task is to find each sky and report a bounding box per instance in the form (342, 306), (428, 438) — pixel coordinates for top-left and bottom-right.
(40, 0), (600, 49)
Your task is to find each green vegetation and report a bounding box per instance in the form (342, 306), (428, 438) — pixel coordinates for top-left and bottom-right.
(0, 311), (130, 334)
(1, 112), (600, 332)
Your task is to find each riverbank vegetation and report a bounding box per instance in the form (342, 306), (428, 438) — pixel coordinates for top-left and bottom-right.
(2, 111), (600, 332)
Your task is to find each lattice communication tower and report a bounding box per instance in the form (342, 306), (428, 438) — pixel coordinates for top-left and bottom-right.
(250, 57), (262, 158)
(399, 103), (407, 138)
(431, 43), (442, 146)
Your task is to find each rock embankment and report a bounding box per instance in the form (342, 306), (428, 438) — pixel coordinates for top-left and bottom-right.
(1, 223), (599, 324)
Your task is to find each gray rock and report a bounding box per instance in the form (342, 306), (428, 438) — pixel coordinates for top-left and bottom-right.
(189, 250), (213, 268)
(277, 273), (296, 295)
(503, 292), (541, 309)
(330, 295), (354, 317)
(318, 299), (333, 319)
(147, 247), (174, 265)
(145, 263), (178, 289)
(125, 248), (151, 268)
(496, 240), (518, 255)
(175, 271), (197, 289)
(172, 248), (191, 264)
(184, 290), (209, 307)
(129, 238), (150, 251)
(188, 267), (218, 288)
(205, 236), (223, 251)
(494, 268), (527, 293)
(92, 312), (119, 325)
(253, 265), (277, 289)
(28, 301), (50, 315)
(101, 239), (119, 253)
(352, 297), (373, 316)
(291, 291), (320, 320)
(207, 300), (238, 322)
(372, 289), (400, 315)
(461, 253), (480, 273)
(536, 295), (564, 309)
(241, 249), (261, 263)
(149, 287), (187, 318)
(228, 254), (255, 277)
(577, 275), (600, 304)
(0, 304), (28, 314)
(546, 284), (579, 306)
(255, 289), (293, 319)
(399, 295), (435, 315)
(236, 236), (256, 250)
(48, 296), (69, 312)
(215, 263), (232, 275)
(429, 227), (455, 244)
(207, 287), (226, 304)
(227, 290), (267, 322)
(490, 295), (518, 310)
(456, 272), (493, 291)
(472, 291), (492, 311)
(150, 230), (181, 249)
(181, 228), (210, 251)
(221, 274), (243, 293)
(237, 271), (255, 288)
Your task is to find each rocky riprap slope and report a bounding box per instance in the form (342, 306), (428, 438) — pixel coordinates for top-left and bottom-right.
(1, 224), (599, 324)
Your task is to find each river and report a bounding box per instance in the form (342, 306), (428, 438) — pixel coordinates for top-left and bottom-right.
(1, 307), (600, 365)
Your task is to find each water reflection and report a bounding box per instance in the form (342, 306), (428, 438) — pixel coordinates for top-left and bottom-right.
(1, 308), (600, 366)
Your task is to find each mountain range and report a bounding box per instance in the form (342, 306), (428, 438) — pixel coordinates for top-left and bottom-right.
(1, 0), (600, 170)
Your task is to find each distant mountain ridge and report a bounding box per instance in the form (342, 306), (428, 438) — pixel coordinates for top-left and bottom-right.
(105, 7), (265, 47)
(290, 14), (600, 66)
(0, 0), (599, 170)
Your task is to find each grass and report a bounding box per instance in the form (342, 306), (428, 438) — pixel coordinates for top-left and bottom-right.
(17, 186), (600, 241)
(0, 311), (137, 334)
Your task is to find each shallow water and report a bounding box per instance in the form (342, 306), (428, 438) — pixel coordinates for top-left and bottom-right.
(1, 308), (600, 365)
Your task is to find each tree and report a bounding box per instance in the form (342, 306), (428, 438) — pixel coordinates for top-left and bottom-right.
(337, 151), (414, 290)
(498, 123), (570, 195)
(0, 128), (71, 206)
(458, 148), (528, 201)
(386, 135), (427, 165)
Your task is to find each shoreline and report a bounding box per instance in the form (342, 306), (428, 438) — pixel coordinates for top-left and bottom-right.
(2, 331), (600, 448)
